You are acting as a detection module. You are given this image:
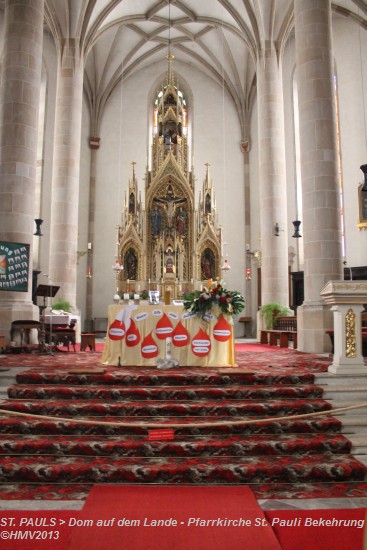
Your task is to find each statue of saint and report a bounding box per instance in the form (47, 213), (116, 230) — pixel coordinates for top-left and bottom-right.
(175, 207), (187, 236)
(125, 250), (137, 279)
(201, 251), (214, 279)
(129, 193), (135, 214)
(151, 205), (162, 235)
(165, 256), (174, 273)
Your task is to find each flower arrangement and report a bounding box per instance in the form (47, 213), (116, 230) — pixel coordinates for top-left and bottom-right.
(183, 282), (245, 319)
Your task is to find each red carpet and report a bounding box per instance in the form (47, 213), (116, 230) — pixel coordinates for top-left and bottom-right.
(265, 509), (367, 550)
(66, 485), (282, 550)
(0, 511), (77, 549)
(236, 342), (293, 353)
(1, 506), (365, 550)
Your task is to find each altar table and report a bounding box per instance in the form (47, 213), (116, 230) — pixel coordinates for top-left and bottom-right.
(101, 303), (236, 367)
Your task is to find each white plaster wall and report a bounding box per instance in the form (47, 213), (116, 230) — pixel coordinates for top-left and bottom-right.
(187, 63), (245, 311)
(333, 16), (367, 268)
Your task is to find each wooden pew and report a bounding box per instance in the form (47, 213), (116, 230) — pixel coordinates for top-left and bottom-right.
(260, 316), (297, 348)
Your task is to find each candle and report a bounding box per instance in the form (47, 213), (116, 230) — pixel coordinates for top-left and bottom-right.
(166, 337), (172, 360)
(137, 284), (141, 291)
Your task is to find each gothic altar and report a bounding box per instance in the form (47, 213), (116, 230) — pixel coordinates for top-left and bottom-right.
(115, 58), (223, 298)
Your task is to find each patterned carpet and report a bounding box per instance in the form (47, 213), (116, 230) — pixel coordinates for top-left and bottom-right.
(0, 344), (366, 500)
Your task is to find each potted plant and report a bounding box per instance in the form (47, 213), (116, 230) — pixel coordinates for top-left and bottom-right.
(139, 289), (149, 300)
(52, 298), (72, 313)
(259, 303), (292, 329)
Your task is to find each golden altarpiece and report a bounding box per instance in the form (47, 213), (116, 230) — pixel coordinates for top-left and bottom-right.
(116, 63), (223, 298)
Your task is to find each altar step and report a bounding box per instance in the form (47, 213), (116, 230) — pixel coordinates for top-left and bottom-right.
(0, 432), (351, 457)
(0, 414), (343, 436)
(0, 365), (365, 489)
(13, 368), (316, 387)
(0, 397), (332, 417)
(0, 454), (364, 485)
(7, 383), (323, 400)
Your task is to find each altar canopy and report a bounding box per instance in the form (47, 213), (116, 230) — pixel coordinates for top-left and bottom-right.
(102, 303), (236, 367)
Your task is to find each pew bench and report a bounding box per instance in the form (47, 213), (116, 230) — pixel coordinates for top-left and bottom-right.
(10, 320), (41, 352)
(260, 329), (297, 348)
(260, 316), (297, 349)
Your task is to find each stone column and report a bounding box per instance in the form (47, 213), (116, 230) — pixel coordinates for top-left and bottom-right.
(257, 43), (289, 306)
(0, 0), (44, 334)
(49, 41), (84, 307)
(294, 0), (343, 352)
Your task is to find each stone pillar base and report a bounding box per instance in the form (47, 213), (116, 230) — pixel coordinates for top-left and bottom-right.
(296, 302), (333, 353)
(327, 303), (365, 374)
(328, 363), (366, 375)
(0, 300), (39, 344)
(320, 280), (367, 375)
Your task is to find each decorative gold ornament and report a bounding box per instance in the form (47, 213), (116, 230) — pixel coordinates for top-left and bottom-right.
(345, 308), (357, 358)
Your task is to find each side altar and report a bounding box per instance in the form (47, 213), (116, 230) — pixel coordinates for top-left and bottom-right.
(101, 302), (236, 367)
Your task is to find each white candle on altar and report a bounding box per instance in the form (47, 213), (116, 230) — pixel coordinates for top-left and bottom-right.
(165, 337), (172, 360)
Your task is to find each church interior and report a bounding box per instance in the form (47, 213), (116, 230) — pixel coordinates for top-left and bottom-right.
(1, 0), (367, 547)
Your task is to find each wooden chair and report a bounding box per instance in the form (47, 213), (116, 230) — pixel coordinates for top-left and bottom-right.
(10, 320), (41, 351)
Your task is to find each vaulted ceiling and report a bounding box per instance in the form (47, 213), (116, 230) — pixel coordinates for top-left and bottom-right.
(33, 1), (367, 127)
